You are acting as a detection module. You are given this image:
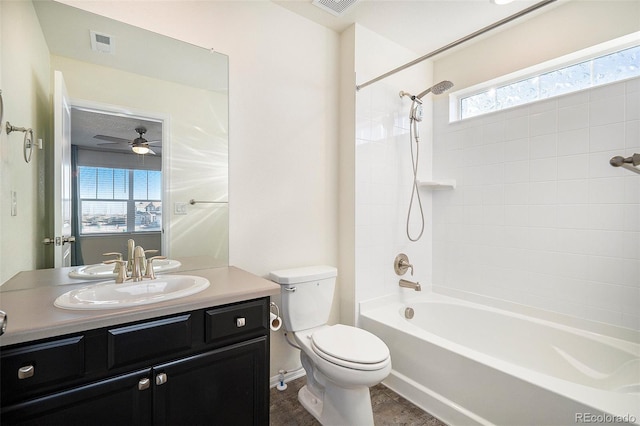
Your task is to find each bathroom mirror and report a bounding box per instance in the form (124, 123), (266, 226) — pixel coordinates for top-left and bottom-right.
(1, 0), (228, 288)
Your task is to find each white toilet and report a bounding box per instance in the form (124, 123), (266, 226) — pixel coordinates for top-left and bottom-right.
(270, 266), (391, 426)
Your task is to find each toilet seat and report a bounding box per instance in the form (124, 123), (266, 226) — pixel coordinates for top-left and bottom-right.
(310, 324), (390, 371)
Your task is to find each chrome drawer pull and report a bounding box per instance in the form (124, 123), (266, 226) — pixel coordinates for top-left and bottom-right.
(18, 365), (34, 380)
(138, 378), (150, 391)
(236, 317), (246, 328)
(155, 373), (168, 386)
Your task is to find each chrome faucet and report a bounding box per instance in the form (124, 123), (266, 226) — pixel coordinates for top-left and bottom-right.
(131, 246), (146, 282)
(399, 279), (421, 291)
(126, 239), (136, 275)
(102, 243), (162, 283)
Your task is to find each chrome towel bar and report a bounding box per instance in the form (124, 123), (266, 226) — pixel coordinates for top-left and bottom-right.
(189, 199), (228, 205)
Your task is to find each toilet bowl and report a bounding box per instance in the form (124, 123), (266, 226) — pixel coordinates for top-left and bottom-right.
(301, 324), (391, 387)
(270, 266), (391, 425)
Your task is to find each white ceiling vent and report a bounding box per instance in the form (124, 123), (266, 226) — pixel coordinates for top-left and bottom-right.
(90, 30), (115, 54)
(312, 0), (359, 16)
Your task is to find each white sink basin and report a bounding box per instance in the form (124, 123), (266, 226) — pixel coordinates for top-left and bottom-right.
(68, 259), (182, 280)
(54, 275), (210, 310)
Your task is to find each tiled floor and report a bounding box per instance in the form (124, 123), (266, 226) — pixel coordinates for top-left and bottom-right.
(270, 376), (446, 426)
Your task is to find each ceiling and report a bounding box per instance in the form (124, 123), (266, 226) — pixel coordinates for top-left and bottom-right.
(34, 0), (228, 92)
(274, 0), (559, 56)
(71, 108), (162, 155)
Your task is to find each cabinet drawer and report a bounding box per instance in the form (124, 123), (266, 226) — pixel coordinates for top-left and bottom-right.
(108, 314), (192, 369)
(1, 336), (84, 403)
(205, 299), (267, 345)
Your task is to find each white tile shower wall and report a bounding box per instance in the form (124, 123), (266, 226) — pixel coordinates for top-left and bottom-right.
(353, 25), (433, 308)
(432, 77), (640, 330)
(355, 82), (433, 304)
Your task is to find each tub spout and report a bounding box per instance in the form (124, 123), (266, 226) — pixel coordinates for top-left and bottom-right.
(399, 279), (421, 291)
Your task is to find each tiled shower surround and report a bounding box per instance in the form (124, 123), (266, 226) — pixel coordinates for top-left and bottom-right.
(432, 76), (640, 331)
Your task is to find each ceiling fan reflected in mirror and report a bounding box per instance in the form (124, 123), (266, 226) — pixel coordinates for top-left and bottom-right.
(94, 126), (160, 155)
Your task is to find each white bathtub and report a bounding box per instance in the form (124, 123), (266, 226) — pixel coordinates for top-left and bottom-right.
(359, 292), (640, 426)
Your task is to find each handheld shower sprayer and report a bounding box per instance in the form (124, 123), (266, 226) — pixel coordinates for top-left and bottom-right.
(399, 80), (453, 124)
(416, 80), (454, 99)
(399, 80), (454, 242)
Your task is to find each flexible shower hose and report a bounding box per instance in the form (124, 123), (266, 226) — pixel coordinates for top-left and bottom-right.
(406, 113), (424, 242)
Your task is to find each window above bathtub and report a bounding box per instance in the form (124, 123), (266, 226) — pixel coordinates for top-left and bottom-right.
(450, 32), (640, 122)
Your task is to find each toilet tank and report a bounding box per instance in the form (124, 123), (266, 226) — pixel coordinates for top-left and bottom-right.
(269, 266), (337, 332)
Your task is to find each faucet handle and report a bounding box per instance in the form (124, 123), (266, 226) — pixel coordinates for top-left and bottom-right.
(145, 256), (167, 280)
(104, 259), (128, 283)
(140, 250), (158, 275)
(394, 253), (414, 276)
(103, 252), (123, 273)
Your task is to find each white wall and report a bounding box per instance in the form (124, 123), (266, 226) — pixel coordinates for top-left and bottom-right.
(352, 25), (433, 315)
(0, 1), (51, 283)
(60, 0), (340, 378)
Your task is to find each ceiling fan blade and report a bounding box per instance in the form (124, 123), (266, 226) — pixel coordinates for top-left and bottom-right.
(94, 135), (131, 143)
(96, 142), (125, 147)
(147, 140), (162, 144)
(148, 148), (157, 155)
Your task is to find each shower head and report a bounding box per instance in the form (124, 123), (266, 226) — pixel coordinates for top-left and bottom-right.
(416, 80), (454, 100)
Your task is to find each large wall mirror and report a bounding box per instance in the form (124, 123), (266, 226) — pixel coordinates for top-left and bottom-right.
(0, 0), (228, 288)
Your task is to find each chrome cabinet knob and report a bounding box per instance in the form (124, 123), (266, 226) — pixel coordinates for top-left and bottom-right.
(0, 310), (6, 336)
(155, 373), (168, 386)
(236, 317), (246, 328)
(18, 365), (34, 380)
(138, 378), (150, 391)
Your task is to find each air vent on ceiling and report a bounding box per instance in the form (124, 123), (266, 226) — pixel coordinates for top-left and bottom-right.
(90, 30), (115, 54)
(312, 0), (359, 16)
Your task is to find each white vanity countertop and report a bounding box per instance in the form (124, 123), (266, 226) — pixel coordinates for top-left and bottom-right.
(0, 266), (280, 347)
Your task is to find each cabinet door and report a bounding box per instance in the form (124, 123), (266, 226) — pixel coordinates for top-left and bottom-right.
(153, 336), (268, 426)
(1, 369), (152, 426)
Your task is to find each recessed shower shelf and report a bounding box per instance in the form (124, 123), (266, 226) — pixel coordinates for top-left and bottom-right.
(417, 179), (456, 190)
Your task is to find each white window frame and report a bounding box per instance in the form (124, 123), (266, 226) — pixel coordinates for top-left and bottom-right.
(449, 32), (640, 122)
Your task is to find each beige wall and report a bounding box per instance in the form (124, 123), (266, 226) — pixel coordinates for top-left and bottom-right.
(0, 1), (51, 283)
(435, 0), (640, 91)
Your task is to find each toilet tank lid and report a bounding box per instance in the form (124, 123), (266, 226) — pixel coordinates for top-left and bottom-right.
(269, 265), (337, 284)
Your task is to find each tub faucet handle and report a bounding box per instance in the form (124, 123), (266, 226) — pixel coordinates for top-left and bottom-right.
(394, 253), (413, 276)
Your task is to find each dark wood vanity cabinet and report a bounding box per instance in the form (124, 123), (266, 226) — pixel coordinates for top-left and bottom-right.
(1, 298), (270, 425)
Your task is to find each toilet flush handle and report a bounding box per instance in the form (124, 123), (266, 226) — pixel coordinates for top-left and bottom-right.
(284, 286), (296, 292)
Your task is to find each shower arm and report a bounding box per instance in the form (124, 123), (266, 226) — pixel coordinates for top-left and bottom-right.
(355, 0), (557, 92)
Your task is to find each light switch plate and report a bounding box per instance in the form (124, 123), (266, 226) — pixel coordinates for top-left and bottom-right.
(11, 191), (17, 216)
(174, 202), (187, 215)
